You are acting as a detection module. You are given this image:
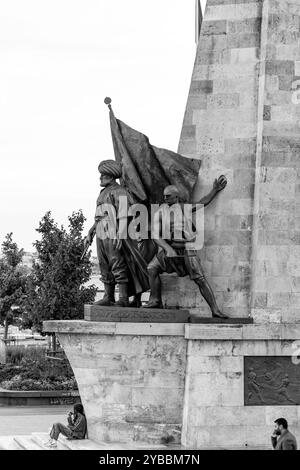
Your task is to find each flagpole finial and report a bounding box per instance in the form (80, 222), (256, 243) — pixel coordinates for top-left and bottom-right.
(104, 97), (112, 110)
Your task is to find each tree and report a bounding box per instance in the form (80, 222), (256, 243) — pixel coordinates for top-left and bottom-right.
(0, 233), (27, 341)
(23, 210), (97, 333)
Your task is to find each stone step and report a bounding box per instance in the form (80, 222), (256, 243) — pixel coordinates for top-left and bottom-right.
(0, 434), (272, 451)
(14, 435), (44, 450)
(0, 432), (166, 451)
(59, 436), (113, 450)
(131, 442), (168, 450)
(0, 432), (174, 451)
(60, 433), (168, 450)
(32, 432), (110, 451)
(60, 436), (167, 450)
(0, 436), (22, 450)
(31, 432), (70, 450)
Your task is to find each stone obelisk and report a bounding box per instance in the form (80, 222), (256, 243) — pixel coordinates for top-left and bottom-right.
(174, 0), (300, 323)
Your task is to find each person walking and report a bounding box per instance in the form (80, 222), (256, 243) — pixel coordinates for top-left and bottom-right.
(271, 418), (297, 450)
(45, 403), (87, 448)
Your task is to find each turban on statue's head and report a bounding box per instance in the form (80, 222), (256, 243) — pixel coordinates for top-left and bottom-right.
(98, 160), (122, 179)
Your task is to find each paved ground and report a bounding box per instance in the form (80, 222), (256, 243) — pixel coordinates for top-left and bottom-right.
(0, 406), (271, 450)
(0, 406), (70, 436)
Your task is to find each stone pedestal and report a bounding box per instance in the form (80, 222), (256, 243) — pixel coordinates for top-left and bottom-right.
(182, 323), (300, 449)
(43, 320), (300, 449)
(44, 321), (187, 445)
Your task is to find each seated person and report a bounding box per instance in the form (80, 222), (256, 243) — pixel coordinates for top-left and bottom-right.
(45, 402), (87, 448)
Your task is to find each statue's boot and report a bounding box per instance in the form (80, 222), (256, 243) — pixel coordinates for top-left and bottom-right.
(115, 283), (129, 307)
(144, 274), (163, 309)
(129, 293), (142, 308)
(94, 283), (115, 306)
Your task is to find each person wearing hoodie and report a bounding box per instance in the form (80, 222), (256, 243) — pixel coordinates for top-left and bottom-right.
(45, 402), (87, 448)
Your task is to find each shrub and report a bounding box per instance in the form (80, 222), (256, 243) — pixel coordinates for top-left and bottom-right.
(5, 345), (46, 365)
(0, 346), (78, 391)
(5, 346), (26, 365)
(22, 211), (97, 332)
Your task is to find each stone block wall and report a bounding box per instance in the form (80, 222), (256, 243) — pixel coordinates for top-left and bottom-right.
(164, 0), (300, 323)
(56, 322), (186, 445)
(251, 0), (300, 323)
(44, 320), (300, 449)
(168, 0), (264, 317)
(182, 323), (300, 449)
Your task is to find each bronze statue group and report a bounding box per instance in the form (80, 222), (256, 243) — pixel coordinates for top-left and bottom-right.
(84, 159), (228, 319)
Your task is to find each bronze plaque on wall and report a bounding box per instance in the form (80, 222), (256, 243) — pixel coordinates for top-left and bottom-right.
(244, 357), (300, 406)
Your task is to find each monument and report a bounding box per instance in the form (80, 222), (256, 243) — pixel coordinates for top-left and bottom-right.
(44, 0), (300, 449)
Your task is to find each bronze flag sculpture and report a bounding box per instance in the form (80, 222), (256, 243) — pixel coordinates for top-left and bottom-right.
(106, 97), (201, 206)
(84, 98), (228, 317)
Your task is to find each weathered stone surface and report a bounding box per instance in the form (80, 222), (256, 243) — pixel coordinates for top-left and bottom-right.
(175, 0), (300, 324)
(228, 17), (261, 34)
(265, 406), (299, 426)
(182, 336), (300, 448)
(205, 3), (262, 21)
(114, 322), (185, 336)
(186, 324), (243, 340)
(244, 425), (275, 448)
(53, 329), (187, 446)
(43, 318), (300, 449)
(207, 92), (240, 108)
(180, 125), (196, 139)
(43, 320), (185, 336)
(43, 320), (117, 335)
(201, 20), (227, 36)
(189, 80), (214, 94)
(184, 323), (300, 341)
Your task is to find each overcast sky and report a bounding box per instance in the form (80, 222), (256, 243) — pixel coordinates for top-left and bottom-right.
(0, 0), (207, 252)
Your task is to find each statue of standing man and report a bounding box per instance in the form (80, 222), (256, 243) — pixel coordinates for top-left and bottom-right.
(84, 159), (149, 307)
(145, 176), (228, 318)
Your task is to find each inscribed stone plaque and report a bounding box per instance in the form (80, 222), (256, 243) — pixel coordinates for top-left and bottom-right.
(244, 357), (300, 406)
(84, 305), (190, 323)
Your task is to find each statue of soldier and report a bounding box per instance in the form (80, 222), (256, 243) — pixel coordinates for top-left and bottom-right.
(84, 160), (147, 307)
(145, 175), (228, 319)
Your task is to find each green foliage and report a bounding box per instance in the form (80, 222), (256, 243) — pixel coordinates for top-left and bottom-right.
(23, 210), (97, 331)
(0, 233), (27, 332)
(0, 346), (78, 391)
